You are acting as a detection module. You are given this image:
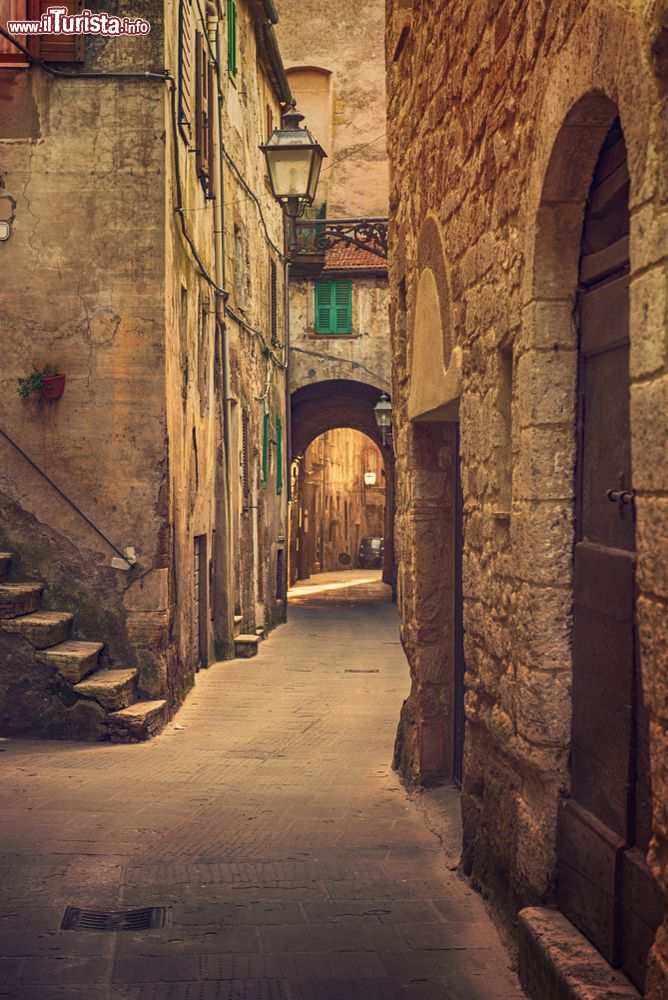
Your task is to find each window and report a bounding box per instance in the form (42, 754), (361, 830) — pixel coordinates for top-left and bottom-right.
(195, 30), (210, 189)
(314, 280), (352, 335)
(178, 0), (194, 141)
(2, 1), (84, 65)
(227, 0), (237, 77)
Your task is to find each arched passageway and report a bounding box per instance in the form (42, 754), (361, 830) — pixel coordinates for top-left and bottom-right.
(289, 380), (395, 591)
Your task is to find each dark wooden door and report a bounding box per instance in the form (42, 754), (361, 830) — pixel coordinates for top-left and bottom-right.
(557, 120), (663, 992)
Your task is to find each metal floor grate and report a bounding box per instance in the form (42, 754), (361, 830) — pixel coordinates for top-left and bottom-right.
(61, 906), (166, 931)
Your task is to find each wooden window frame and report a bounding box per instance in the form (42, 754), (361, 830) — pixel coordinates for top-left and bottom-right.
(27, 0), (84, 62)
(226, 0), (237, 78)
(178, 0), (194, 143)
(314, 279), (353, 336)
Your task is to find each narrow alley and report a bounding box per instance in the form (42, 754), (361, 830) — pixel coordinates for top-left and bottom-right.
(0, 578), (521, 1000)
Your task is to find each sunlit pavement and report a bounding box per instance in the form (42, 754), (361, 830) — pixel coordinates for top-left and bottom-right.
(0, 577), (523, 999)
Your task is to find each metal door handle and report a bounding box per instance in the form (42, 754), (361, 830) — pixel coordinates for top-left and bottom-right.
(606, 489), (636, 505)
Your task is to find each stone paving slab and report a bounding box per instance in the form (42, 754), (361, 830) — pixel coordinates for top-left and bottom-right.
(0, 579), (524, 998)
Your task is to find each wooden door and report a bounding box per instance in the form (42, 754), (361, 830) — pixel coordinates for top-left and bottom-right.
(557, 120), (663, 992)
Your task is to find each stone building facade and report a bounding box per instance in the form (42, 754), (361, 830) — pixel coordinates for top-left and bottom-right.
(0, 0), (290, 740)
(386, 0), (668, 996)
(276, 0), (393, 588)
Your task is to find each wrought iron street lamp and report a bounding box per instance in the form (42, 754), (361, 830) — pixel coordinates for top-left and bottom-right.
(260, 102), (388, 262)
(260, 101), (326, 224)
(374, 393), (393, 448)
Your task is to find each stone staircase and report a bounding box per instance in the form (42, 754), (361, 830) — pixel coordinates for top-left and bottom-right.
(0, 550), (167, 742)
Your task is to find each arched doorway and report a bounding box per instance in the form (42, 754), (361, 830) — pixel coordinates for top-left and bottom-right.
(290, 379), (395, 590)
(556, 117), (663, 992)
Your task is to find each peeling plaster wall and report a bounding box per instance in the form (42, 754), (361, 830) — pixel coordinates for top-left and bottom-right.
(386, 0), (668, 993)
(0, 3), (168, 722)
(289, 275), (391, 396)
(276, 0), (388, 218)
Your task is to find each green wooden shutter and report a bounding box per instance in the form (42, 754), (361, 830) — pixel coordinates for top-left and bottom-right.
(334, 281), (352, 333)
(276, 416), (283, 494)
(314, 281), (333, 333)
(227, 0), (237, 77)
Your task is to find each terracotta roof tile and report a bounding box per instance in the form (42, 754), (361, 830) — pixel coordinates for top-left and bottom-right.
(322, 243), (386, 271)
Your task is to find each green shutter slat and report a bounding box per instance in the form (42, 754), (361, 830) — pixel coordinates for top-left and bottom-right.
(334, 281), (352, 333)
(227, 0), (237, 76)
(276, 416), (283, 494)
(314, 281), (333, 334)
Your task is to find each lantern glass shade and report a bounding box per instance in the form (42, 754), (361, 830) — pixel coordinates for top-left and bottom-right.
(260, 105), (326, 216)
(364, 471), (377, 486)
(374, 393), (392, 432)
(265, 146), (322, 203)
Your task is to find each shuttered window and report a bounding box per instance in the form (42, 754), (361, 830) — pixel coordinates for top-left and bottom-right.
(28, 0), (84, 62)
(227, 0), (237, 77)
(206, 60), (216, 199)
(178, 0), (194, 142)
(195, 30), (210, 187)
(314, 280), (353, 335)
(276, 416), (283, 495)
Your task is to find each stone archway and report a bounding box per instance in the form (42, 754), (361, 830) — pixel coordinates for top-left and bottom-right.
(290, 379), (395, 589)
(529, 91), (663, 993)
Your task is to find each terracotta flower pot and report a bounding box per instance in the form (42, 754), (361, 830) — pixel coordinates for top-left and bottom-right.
(41, 373), (66, 400)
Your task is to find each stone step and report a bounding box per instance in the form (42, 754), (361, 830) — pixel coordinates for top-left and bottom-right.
(0, 552), (12, 581)
(234, 634), (260, 658)
(1, 611), (73, 649)
(108, 699), (168, 743)
(36, 640), (104, 683)
(73, 668), (138, 710)
(0, 582), (43, 619)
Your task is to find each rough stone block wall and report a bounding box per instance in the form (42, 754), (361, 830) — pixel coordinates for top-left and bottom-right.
(386, 0), (668, 992)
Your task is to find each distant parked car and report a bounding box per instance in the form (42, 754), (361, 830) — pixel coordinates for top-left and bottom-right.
(358, 536), (384, 569)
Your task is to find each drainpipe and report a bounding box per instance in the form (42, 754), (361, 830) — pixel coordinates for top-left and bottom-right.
(284, 256), (292, 502)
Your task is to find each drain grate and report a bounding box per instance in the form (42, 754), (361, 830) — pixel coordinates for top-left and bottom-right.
(344, 669), (379, 673)
(61, 906), (166, 931)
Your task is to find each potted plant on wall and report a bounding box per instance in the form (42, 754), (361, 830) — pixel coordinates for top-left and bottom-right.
(17, 365), (66, 401)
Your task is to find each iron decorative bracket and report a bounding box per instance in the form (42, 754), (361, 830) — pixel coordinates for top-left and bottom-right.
(292, 217), (388, 260)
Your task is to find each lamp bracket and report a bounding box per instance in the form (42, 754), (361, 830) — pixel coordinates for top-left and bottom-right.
(294, 217), (388, 260)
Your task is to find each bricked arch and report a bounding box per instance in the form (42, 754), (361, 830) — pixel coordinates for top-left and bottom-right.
(291, 379), (388, 458)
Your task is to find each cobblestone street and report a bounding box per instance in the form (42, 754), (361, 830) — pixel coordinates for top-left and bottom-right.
(0, 576), (522, 999)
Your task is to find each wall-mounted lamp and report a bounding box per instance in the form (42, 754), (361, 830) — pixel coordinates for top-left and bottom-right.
(374, 393), (393, 448)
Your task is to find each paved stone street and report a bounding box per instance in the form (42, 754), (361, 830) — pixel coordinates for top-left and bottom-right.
(0, 576), (523, 1000)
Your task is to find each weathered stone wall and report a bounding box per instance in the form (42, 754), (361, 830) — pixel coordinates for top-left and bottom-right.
(0, 0), (289, 735)
(221, 0), (289, 635)
(386, 0), (668, 993)
(0, 1), (170, 724)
